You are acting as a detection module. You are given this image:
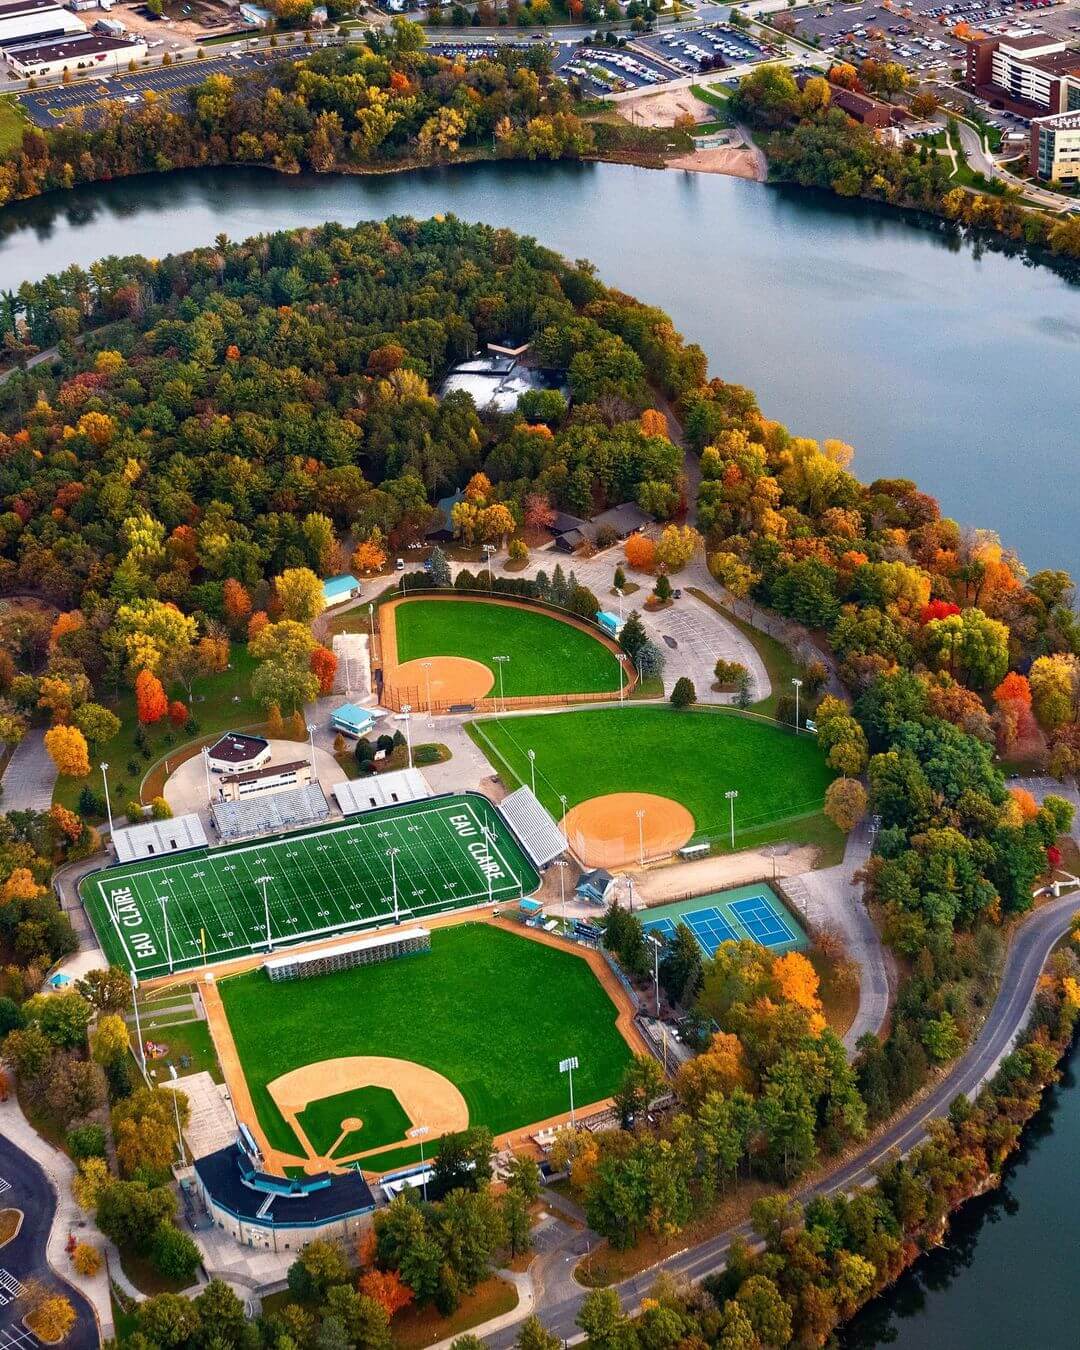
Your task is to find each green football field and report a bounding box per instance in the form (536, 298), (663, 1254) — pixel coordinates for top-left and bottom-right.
(470, 706), (836, 844)
(394, 598), (622, 696)
(80, 794), (539, 980)
(218, 924), (634, 1163)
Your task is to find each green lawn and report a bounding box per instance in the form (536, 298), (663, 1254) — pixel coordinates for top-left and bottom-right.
(218, 924), (633, 1163)
(469, 706), (836, 848)
(393, 599), (622, 697)
(54, 643), (264, 816)
(297, 1085), (411, 1157)
(0, 97), (27, 155)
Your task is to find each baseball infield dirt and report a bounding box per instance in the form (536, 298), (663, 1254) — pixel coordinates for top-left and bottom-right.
(563, 791), (695, 868)
(393, 655), (494, 704)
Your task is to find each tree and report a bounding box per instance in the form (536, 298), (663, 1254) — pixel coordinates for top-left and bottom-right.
(135, 669), (168, 725)
(24, 990), (92, 1049)
(824, 777), (868, 833)
(44, 724), (89, 778)
(72, 1242), (102, 1278)
(358, 1268), (414, 1319)
(287, 1238), (351, 1299)
(77, 966), (132, 1013)
(310, 645), (338, 695)
(22, 1285), (76, 1344)
(428, 547), (452, 588)
(670, 677), (696, 709)
(653, 573), (672, 603)
(654, 524), (700, 573)
(618, 611), (647, 660)
(516, 1315), (561, 1350)
(90, 1013), (130, 1066)
(222, 578), (253, 630)
(625, 534), (656, 572)
(151, 1222), (202, 1282)
(576, 1287), (630, 1349)
(352, 532), (388, 576)
(73, 703), (121, 749)
(275, 567), (324, 624)
(506, 1153), (541, 1203)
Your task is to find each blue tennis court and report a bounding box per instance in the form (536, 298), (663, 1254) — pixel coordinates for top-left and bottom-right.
(642, 885), (805, 958)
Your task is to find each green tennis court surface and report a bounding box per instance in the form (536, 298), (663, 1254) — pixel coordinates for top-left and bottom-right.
(641, 883), (808, 957)
(80, 794), (539, 979)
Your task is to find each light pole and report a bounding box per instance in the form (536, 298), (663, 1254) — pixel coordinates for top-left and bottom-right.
(368, 603), (376, 659)
(647, 933), (662, 1018)
(493, 655), (510, 714)
(725, 789), (738, 850)
(408, 1125), (430, 1202)
(636, 808), (646, 867)
(401, 705), (413, 768)
(553, 857), (569, 925)
(100, 762), (114, 837)
(130, 969), (147, 1078)
(202, 746), (212, 805)
(483, 826), (494, 908)
(559, 1055), (579, 1127)
(306, 723), (317, 779)
(527, 748), (536, 796)
(257, 874), (273, 950)
(168, 1065), (187, 1166)
(422, 660), (433, 727)
(158, 895), (173, 974)
(792, 677), (802, 733)
(387, 847), (400, 923)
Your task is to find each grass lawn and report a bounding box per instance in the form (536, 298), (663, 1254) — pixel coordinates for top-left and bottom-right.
(142, 1019), (223, 1086)
(298, 1085), (411, 1157)
(469, 706), (836, 847)
(393, 599), (622, 697)
(0, 97), (27, 155)
(53, 643), (264, 816)
(218, 924), (633, 1164)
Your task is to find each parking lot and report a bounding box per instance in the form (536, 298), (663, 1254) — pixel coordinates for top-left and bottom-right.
(18, 49), (275, 128)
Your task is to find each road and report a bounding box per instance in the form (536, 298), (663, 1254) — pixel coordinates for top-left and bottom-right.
(486, 887), (1080, 1345)
(0, 1135), (99, 1350)
(943, 112), (1078, 215)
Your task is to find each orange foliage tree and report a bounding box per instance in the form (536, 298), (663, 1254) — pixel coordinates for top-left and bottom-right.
(134, 669), (168, 725)
(993, 671), (1032, 709)
(310, 646), (338, 696)
(624, 533), (656, 572)
(640, 408), (670, 439)
(352, 533), (387, 576)
(358, 1269), (414, 1319)
(223, 578), (253, 630)
(772, 951), (822, 1015)
(49, 610), (84, 649)
(168, 700), (189, 727)
(1008, 786), (1040, 822)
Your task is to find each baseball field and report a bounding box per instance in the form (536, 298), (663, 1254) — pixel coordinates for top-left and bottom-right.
(215, 923), (636, 1172)
(391, 596), (623, 697)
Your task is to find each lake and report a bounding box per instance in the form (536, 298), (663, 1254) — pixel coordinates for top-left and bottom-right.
(0, 160), (1078, 578)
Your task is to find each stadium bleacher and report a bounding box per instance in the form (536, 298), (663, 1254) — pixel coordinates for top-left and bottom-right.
(211, 784), (330, 842)
(498, 786), (567, 867)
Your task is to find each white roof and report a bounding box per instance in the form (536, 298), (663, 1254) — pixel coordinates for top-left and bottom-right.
(498, 787), (567, 867)
(333, 769), (431, 816)
(112, 813), (208, 863)
(264, 926), (430, 974)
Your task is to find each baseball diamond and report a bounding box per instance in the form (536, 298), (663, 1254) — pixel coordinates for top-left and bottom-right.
(80, 793), (540, 980)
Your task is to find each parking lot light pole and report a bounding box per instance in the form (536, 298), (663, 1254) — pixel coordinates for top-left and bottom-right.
(726, 789), (738, 850)
(559, 1055), (579, 1127)
(792, 677), (802, 733)
(100, 762), (114, 837)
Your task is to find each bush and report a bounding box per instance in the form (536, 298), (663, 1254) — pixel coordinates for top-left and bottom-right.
(72, 1242), (102, 1277)
(653, 573), (672, 602)
(670, 677), (696, 709)
(78, 786), (106, 818)
(150, 1221), (201, 1283)
(714, 658), (748, 687)
(124, 800), (145, 823)
(150, 797), (172, 821)
(508, 537), (528, 563)
(68, 1123), (107, 1160)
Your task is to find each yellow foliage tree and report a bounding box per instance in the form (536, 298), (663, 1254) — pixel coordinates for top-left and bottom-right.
(1, 868), (45, 905)
(673, 1031), (748, 1110)
(654, 524), (701, 573)
(274, 567), (324, 625)
(772, 952), (823, 1016)
(71, 1243), (102, 1278)
(72, 1157), (109, 1212)
(44, 725), (89, 778)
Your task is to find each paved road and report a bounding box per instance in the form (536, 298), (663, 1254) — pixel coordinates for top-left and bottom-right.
(0, 732), (57, 814)
(0, 1136), (99, 1350)
(486, 887), (1080, 1344)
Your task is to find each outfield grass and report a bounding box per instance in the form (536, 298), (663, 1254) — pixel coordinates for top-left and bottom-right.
(470, 706), (835, 845)
(298, 1085), (411, 1157)
(218, 924), (633, 1162)
(394, 599), (622, 697)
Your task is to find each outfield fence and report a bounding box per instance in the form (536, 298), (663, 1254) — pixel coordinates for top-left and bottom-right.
(382, 682), (636, 716)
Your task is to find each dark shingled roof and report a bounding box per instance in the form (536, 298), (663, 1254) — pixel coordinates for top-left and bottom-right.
(195, 1144), (375, 1226)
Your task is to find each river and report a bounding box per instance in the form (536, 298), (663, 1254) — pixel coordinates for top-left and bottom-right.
(0, 160), (1078, 577)
(2, 157), (1079, 1344)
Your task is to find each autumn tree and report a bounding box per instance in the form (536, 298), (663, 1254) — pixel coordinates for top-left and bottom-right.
(625, 533), (657, 572)
(44, 724), (89, 778)
(358, 1268), (414, 1319)
(352, 530), (387, 575)
(222, 578), (252, 631)
(274, 567), (324, 624)
(824, 777), (868, 832)
(310, 645), (338, 696)
(654, 524), (701, 573)
(134, 669), (168, 725)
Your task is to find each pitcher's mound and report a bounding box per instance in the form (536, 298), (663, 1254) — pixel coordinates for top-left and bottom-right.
(394, 656), (494, 705)
(562, 792), (695, 868)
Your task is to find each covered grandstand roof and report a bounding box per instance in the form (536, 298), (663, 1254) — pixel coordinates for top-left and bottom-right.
(498, 786), (567, 867)
(211, 784), (329, 842)
(112, 813), (208, 863)
(333, 769), (431, 816)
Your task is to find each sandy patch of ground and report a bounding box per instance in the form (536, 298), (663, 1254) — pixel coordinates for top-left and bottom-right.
(621, 87), (715, 127)
(391, 655), (495, 707)
(629, 844), (820, 905)
(269, 1056), (469, 1166)
(667, 145), (766, 181)
(563, 791), (695, 869)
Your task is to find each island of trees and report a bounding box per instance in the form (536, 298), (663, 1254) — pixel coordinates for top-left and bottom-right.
(0, 217), (1078, 1348)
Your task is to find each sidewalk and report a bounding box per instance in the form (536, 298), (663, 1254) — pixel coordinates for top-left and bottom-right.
(0, 1095), (118, 1336)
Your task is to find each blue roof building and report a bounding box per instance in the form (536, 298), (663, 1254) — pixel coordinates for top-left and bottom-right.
(331, 703), (377, 738)
(322, 574), (361, 609)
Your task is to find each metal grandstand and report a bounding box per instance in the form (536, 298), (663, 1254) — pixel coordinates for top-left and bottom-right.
(210, 784), (330, 843)
(498, 786), (568, 867)
(332, 768), (431, 817)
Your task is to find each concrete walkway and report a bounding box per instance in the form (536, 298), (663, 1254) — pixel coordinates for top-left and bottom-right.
(1, 729), (57, 812)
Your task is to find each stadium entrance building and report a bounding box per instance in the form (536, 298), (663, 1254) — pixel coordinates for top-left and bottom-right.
(193, 1128), (376, 1252)
(206, 732), (271, 775)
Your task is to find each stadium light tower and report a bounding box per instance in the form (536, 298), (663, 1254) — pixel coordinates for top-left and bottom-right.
(407, 1125), (430, 1201)
(636, 808), (646, 867)
(422, 660), (434, 727)
(306, 723), (317, 777)
(553, 857), (569, 925)
(99, 763), (114, 837)
(386, 847), (401, 924)
(725, 789), (738, 850)
(400, 705), (413, 769)
(157, 895), (173, 974)
(129, 969), (147, 1077)
(559, 1055), (579, 1127)
(647, 932), (663, 1019)
(791, 677), (803, 733)
(202, 746), (212, 806)
(493, 655), (510, 714)
(257, 875), (274, 950)
(527, 748), (536, 796)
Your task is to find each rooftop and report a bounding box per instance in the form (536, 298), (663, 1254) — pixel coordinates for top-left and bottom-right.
(207, 732), (269, 764)
(323, 573), (359, 599)
(8, 33), (140, 63)
(220, 759), (309, 785)
(439, 353), (567, 415)
(195, 1141), (375, 1226)
(1035, 109), (1080, 130)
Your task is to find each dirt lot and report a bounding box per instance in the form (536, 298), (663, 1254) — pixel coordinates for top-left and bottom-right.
(620, 85), (716, 128)
(112, 0), (234, 45)
(629, 844), (820, 905)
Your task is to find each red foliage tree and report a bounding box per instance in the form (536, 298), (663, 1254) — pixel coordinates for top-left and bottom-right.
(310, 645), (337, 696)
(168, 700), (189, 727)
(358, 1269), (413, 1319)
(919, 598), (962, 625)
(134, 670), (168, 725)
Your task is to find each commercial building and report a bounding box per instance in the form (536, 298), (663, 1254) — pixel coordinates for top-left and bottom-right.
(1030, 109), (1080, 181)
(0, 0), (85, 49)
(965, 33), (1080, 116)
(6, 31), (146, 77)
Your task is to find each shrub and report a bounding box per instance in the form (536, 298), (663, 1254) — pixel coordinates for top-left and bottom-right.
(150, 1221), (201, 1282)
(67, 1123), (107, 1160)
(670, 677), (696, 709)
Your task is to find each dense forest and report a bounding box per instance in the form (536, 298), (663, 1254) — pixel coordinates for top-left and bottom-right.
(731, 64), (1080, 265)
(1, 216), (1079, 1348)
(0, 21), (591, 208)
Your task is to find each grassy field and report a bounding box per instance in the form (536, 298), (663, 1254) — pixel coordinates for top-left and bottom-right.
(82, 794), (538, 979)
(218, 924), (633, 1163)
(394, 599), (622, 697)
(298, 1085), (411, 1157)
(0, 97), (27, 155)
(469, 706), (837, 848)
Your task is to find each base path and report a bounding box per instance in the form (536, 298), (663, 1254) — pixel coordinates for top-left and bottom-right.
(563, 791), (695, 868)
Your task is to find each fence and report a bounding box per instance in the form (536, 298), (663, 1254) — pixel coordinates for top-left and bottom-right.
(601, 946), (643, 1011)
(381, 683), (636, 716)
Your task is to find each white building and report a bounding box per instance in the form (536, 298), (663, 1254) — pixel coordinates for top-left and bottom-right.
(6, 31), (145, 77)
(205, 732), (271, 776)
(0, 0), (85, 49)
(218, 759), (313, 803)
